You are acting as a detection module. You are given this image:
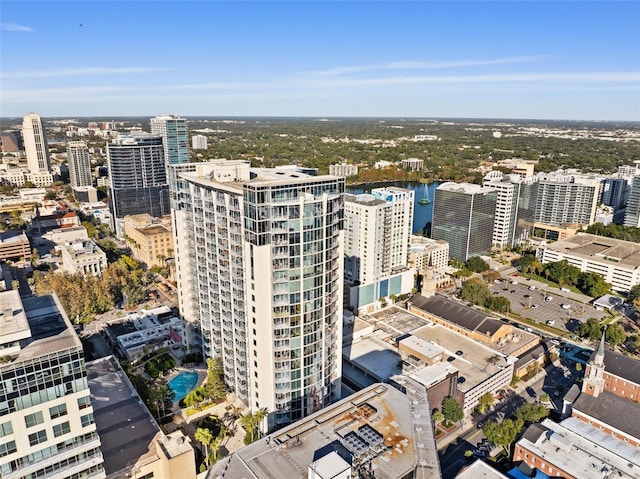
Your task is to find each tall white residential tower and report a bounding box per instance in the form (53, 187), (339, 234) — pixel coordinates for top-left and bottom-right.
(173, 161), (344, 430)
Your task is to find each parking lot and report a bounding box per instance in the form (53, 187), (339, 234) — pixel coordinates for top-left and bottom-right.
(489, 275), (609, 333)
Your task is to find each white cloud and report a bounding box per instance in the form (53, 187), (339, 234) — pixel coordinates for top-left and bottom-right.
(0, 23), (34, 32)
(1, 66), (172, 79)
(307, 56), (545, 77)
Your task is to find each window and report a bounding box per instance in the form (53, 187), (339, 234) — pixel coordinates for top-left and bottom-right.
(53, 422), (71, 437)
(50, 403), (68, 419)
(25, 411), (44, 428)
(0, 422), (12, 438)
(81, 414), (94, 428)
(0, 440), (16, 458)
(78, 396), (91, 409)
(29, 430), (47, 446)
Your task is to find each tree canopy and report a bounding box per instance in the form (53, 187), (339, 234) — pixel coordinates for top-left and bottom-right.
(441, 396), (464, 425)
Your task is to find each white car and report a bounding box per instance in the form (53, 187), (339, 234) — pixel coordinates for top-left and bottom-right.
(561, 304), (571, 310)
(528, 285), (536, 290)
(545, 296), (553, 302)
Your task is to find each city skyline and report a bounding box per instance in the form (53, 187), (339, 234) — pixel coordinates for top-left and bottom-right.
(1, 1), (639, 121)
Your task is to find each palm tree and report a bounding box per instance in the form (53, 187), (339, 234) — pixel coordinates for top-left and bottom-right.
(195, 427), (213, 466)
(239, 413), (256, 443)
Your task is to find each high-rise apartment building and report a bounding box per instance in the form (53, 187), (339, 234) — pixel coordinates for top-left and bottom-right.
(22, 113), (51, 174)
(483, 171), (537, 248)
(66, 141), (92, 188)
(623, 176), (640, 227)
(371, 187), (414, 270)
(0, 290), (105, 478)
(191, 134), (208, 150)
(344, 194), (392, 284)
(343, 190), (415, 313)
(150, 115), (189, 165)
(173, 160), (344, 430)
(106, 133), (169, 237)
(534, 172), (601, 226)
(431, 182), (497, 262)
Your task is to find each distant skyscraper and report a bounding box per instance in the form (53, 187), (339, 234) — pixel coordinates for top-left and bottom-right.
(431, 182), (497, 262)
(483, 172), (537, 248)
(371, 186), (414, 269)
(191, 134), (208, 150)
(66, 141), (92, 188)
(106, 133), (169, 237)
(22, 112), (51, 174)
(173, 160), (344, 430)
(150, 115), (189, 165)
(623, 176), (640, 227)
(343, 191), (415, 312)
(534, 172), (601, 226)
(0, 290), (105, 479)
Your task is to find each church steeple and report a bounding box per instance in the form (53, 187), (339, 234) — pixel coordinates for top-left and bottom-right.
(583, 326), (607, 397)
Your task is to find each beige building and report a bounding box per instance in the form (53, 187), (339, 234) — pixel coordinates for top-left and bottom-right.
(123, 214), (173, 268)
(410, 235), (450, 272)
(0, 230), (31, 263)
(59, 238), (107, 276)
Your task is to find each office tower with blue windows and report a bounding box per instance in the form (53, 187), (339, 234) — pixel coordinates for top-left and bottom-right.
(106, 133), (169, 237)
(431, 182), (497, 262)
(173, 160), (344, 431)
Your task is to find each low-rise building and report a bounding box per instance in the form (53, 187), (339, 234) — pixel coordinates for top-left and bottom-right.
(343, 307), (517, 417)
(73, 186), (98, 203)
(329, 163), (358, 177)
(123, 214), (173, 268)
(0, 230), (31, 263)
(87, 356), (196, 479)
(513, 418), (640, 479)
(408, 295), (540, 357)
(401, 158), (424, 171)
(410, 236), (450, 272)
(207, 380), (441, 479)
(104, 306), (185, 363)
(537, 232), (640, 293)
(59, 238), (107, 276)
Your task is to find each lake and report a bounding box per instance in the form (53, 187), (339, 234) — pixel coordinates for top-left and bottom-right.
(346, 181), (441, 234)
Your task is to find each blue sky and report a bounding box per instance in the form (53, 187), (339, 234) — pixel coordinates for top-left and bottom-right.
(1, 1), (639, 120)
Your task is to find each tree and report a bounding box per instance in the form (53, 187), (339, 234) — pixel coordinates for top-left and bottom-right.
(441, 396), (463, 426)
(203, 357), (227, 401)
(513, 403), (549, 424)
(431, 409), (444, 424)
(490, 296), (511, 313)
(605, 323), (627, 347)
(475, 392), (495, 414)
(195, 427), (213, 466)
(575, 317), (603, 341)
(483, 418), (524, 454)
(240, 408), (267, 444)
(466, 256), (489, 273)
(577, 271), (611, 298)
(460, 278), (492, 306)
(544, 260), (581, 287)
(539, 392), (550, 403)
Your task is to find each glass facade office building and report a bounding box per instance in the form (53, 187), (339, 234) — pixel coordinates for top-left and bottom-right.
(173, 161), (344, 431)
(106, 134), (169, 237)
(431, 182), (497, 262)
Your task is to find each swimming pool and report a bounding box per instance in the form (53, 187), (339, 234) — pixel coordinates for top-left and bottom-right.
(168, 371), (199, 402)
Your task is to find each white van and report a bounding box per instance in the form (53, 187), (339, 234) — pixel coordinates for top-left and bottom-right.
(562, 304), (571, 310)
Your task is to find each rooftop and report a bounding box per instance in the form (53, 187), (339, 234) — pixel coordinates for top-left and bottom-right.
(437, 182), (495, 195)
(207, 381), (441, 479)
(456, 460), (509, 478)
(516, 418), (640, 479)
(542, 232), (640, 268)
(572, 390), (640, 442)
(1, 293), (81, 362)
(603, 348), (640, 385)
(87, 355), (160, 476)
